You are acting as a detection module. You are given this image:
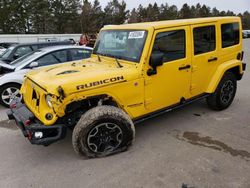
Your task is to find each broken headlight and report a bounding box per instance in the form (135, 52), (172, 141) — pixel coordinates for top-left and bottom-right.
(45, 94), (53, 108)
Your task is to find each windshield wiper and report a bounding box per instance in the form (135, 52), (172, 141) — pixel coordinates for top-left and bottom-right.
(97, 54), (101, 62)
(95, 53), (123, 68)
(106, 54), (123, 68)
(115, 58), (123, 68)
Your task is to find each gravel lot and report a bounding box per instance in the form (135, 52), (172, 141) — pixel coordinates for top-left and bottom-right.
(0, 39), (249, 188)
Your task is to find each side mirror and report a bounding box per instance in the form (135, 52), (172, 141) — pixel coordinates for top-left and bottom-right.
(13, 53), (20, 60)
(29, 61), (39, 68)
(147, 52), (164, 76)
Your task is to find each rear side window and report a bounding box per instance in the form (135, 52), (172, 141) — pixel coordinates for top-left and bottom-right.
(221, 23), (240, 48)
(70, 49), (91, 61)
(193, 26), (216, 55)
(31, 45), (39, 50)
(152, 30), (186, 62)
(51, 50), (67, 62)
(36, 54), (60, 66)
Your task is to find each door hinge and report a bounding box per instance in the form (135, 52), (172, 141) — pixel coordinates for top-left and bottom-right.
(190, 84), (196, 91)
(191, 65), (198, 72)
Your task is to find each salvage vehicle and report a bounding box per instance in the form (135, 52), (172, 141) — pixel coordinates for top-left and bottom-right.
(0, 41), (72, 64)
(8, 17), (246, 158)
(0, 46), (92, 107)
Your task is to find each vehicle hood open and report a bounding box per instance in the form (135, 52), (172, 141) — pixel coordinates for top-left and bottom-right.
(0, 60), (15, 74)
(26, 58), (140, 95)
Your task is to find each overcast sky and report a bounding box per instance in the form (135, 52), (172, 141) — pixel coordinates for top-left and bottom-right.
(92, 0), (250, 14)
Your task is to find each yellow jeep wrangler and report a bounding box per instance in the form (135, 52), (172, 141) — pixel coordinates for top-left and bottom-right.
(8, 17), (246, 158)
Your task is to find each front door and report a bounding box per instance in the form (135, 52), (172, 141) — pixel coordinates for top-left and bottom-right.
(144, 26), (192, 113)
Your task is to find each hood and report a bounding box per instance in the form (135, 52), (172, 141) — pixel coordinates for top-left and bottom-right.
(0, 58), (11, 64)
(26, 58), (140, 95)
(0, 60), (15, 69)
(0, 60), (15, 74)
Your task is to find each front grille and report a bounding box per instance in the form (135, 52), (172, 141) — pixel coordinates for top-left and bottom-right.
(23, 79), (45, 117)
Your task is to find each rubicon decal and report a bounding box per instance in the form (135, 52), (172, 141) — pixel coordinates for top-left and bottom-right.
(76, 76), (125, 90)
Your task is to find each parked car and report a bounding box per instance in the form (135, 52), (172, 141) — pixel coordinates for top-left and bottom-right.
(0, 47), (6, 56)
(7, 17), (246, 158)
(0, 41), (73, 64)
(0, 42), (18, 49)
(243, 30), (250, 38)
(0, 45), (92, 107)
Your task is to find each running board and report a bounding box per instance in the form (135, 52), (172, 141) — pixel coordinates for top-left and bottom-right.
(133, 93), (210, 125)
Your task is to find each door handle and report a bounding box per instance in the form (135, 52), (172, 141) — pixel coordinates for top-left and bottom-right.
(208, 57), (218, 62)
(179, 64), (191, 71)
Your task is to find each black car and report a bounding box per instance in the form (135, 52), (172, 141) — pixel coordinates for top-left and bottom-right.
(0, 41), (73, 64)
(0, 42), (18, 49)
(243, 31), (250, 39)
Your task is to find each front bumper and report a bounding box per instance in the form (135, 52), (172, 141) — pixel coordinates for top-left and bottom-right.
(7, 101), (67, 146)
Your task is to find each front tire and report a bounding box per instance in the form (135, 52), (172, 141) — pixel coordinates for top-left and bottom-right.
(72, 105), (135, 158)
(206, 72), (237, 110)
(0, 83), (22, 107)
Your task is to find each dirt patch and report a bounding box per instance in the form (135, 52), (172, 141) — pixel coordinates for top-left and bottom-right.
(178, 131), (250, 160)
(0, 120), (18, 130)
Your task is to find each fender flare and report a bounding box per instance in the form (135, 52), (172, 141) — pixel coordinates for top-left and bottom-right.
(205, 60), (243, 93)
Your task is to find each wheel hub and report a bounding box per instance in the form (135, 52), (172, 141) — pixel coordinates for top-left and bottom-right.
(87, 123), (123, 153)
(1, 87), (22, 106)
(220, 80), (234, 104)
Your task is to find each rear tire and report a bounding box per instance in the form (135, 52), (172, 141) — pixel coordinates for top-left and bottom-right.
(206, 72), (237, 110)
(0, 83), (22, 107)
(72, 105), (135, 158)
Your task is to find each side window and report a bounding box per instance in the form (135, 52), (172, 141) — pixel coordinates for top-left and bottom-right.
(36, 54), (60, 66)
(38, 44), (49, 49)
(51, 50), (67, 62)
(15, 46), (33, 57)
(31, 45), (39, 51)
(193, 26), (216, 55)
(70, 49), (91, 61)
(152, 30), (186, 62)
(221, 23), (240, 48)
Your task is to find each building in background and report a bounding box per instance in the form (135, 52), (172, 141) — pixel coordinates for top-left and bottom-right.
(0, 34), (81, 43)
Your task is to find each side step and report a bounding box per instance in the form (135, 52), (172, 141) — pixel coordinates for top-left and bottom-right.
(133, 93), (210, 124)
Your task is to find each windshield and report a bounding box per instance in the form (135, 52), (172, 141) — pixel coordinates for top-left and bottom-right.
(10, 51), (40, 67)
(93, 30), (147, 63)
(0, 46), (15, 59)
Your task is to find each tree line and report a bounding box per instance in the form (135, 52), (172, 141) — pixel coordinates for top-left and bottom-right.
(0, 0), (249, 34)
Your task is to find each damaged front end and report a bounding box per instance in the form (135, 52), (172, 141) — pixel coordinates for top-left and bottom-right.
(7, 101), (67, 146)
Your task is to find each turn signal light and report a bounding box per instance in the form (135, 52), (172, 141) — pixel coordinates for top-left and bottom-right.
(25, 119), (31, 126)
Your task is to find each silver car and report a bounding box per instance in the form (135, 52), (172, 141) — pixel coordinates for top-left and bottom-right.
(0, 45), (92, 107)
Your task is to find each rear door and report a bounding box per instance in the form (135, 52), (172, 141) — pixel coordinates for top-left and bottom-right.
(191, 23), (219, 96)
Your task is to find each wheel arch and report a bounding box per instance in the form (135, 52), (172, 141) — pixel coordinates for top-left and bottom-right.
(205, 60), (243, 93)
(63, 93), (124, 116)
(0, 82), (22, 88)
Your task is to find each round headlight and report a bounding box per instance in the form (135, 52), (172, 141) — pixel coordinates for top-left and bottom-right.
(45, 95), (53, 108)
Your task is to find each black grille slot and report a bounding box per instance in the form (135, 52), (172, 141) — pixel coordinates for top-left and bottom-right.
(32, 90), (37, 99)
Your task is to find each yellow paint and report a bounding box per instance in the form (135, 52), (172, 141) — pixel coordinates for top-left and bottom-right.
(20, 17), (244, 126)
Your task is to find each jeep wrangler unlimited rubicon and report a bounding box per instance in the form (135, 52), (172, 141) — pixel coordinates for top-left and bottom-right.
(8, 17), (246, 158)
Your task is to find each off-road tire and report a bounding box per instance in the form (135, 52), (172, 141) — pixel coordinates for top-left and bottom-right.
(206, 72), (237, 110)
(72, 105), (135, 158)
(0, 83), (22, 107)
